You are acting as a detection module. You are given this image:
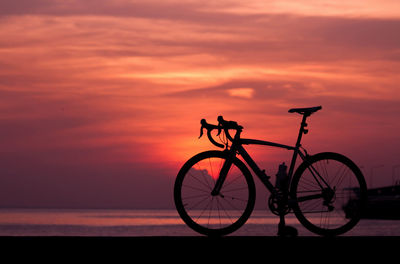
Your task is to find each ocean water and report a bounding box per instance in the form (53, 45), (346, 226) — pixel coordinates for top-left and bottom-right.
(0, 209), (399, 236)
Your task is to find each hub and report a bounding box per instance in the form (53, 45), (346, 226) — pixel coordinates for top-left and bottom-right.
(322, 187), (336, 211)
(211, 190), (224, 198)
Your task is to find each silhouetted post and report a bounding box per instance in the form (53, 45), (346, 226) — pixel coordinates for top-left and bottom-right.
(370, 165), (384, 188)
(392, 165), (400, 185)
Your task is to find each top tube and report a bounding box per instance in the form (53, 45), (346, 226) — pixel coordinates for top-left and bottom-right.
(240, 138), (296, 151)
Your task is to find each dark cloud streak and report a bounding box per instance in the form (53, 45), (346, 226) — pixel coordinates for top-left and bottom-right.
(1, 1), (400, 208)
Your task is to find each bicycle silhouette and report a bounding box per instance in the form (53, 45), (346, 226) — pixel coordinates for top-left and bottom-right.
(174, 106), (367, 236)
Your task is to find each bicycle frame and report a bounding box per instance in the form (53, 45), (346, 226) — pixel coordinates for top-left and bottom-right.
(175, 106), (368, 237)
(236, 138), (305, 195)
(211, 114), (323, 198)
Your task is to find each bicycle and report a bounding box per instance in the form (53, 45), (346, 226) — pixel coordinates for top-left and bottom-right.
(174, 106), (367, 236)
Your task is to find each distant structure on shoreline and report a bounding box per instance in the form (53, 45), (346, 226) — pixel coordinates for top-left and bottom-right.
(362, 184), (400, 219)
(344, 184), (400, 220)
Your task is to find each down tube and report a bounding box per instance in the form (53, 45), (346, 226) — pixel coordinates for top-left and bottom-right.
(237, 145), (276, 193)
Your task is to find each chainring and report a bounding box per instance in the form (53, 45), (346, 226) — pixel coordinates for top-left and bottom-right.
(268, 192), (291, 216)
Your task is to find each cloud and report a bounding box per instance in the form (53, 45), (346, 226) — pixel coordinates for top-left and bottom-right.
(3, 1), (400, 63)
(227, 88), (254, 99)
(1, 1), (400, 208)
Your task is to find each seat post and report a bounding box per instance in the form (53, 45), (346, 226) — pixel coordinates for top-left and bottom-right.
(295, 114), (309, 148)
(287, 114), (308, 180)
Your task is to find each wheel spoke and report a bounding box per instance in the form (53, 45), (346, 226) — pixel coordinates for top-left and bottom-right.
(175, 152), (255, 236)
(292, 153), (366, 236)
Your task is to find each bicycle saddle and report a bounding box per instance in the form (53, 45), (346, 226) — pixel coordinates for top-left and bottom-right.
(288, 106), (322, 115)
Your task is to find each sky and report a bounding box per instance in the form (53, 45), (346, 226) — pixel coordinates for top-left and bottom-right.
(1, 0), (400, 209)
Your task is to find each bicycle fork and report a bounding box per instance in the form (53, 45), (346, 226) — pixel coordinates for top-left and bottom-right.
(211, 150), (235, 196)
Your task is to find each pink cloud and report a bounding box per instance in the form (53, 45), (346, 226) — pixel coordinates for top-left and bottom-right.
(1, 1), (400, 208)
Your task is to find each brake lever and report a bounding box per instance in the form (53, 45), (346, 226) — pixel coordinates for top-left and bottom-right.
(199, 119), (206, 139)
(216, 124), (222, 136)
(216, 116), (223, 136)
(199, 127), (203, 139)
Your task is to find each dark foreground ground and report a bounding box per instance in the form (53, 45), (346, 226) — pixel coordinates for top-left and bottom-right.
(2, 236), (399, 261)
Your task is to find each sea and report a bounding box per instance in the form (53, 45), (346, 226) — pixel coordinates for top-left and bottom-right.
(0, 208), (399, 237)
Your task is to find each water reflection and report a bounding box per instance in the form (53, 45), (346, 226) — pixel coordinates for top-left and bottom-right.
(1, 209), (400, 236)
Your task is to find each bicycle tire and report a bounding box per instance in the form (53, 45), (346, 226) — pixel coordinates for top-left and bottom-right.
(290, 152), (367, 236)
(174, 150), (256, 236)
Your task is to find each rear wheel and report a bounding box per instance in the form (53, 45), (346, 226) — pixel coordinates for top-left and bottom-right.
(290, 152), (367, 236)
(174, 150), (256, 236)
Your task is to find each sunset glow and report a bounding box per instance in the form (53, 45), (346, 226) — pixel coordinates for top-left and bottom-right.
(1, 0), (400, 208)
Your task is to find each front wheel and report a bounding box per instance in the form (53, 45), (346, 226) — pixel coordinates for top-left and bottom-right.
(290, 152), (367, 236)
(174, 150), (256, 236)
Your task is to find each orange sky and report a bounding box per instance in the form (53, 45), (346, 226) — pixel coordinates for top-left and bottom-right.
(1, 0), (400, 208)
